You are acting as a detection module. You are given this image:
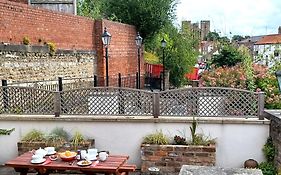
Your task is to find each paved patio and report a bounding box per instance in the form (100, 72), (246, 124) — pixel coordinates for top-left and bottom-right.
(0, 166), (142, 175)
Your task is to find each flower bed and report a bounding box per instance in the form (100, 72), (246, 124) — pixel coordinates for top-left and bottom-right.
(17, 140), (94, 155)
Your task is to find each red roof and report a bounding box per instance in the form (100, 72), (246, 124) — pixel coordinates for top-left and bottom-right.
(255, 34), (281, 45)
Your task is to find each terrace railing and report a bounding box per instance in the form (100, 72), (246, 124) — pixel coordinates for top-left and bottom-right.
(0, 86), (265, 119)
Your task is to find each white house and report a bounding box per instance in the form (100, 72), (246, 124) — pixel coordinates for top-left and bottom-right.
(253, 34), (281, 67)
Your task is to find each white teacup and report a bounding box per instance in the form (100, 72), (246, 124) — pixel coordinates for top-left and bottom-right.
(32, 154), (43, 161)
(99, 152), (108, 161)
(87, 148), (98, 156)
(45, 147), (55, 154)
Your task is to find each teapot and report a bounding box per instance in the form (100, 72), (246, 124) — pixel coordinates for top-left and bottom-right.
(35, 147), (47, 157)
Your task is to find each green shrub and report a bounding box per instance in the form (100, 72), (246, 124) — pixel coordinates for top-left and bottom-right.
(71, 131), (86, 150)
(46, 127), (69, 147)
(258, 162), (277, 175)
(22, 129), (46, 142)
(23, 36), (30, 45)
(263, 137), (276, 162)
(0, 128), (15, 135)
(47, 42), (56, 55)
(142, 130), (169, 145)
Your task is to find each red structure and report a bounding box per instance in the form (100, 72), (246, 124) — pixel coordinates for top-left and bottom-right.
(185, 67), (199, 80)
(145, 63), (163, 77)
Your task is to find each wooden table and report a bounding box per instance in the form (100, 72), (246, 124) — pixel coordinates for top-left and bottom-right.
(5, 152), (129, 175)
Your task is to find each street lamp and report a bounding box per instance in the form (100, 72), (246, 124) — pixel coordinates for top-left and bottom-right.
(275, 70), (281, 92)
(161, 38), (167, 91)
(135, 32), (143, 89)
(101, 27), (111, 86)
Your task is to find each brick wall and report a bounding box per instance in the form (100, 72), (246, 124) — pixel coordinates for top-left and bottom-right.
(141, 144), (216, 174)
(0, 0), (95, 50)
(98, 20), (143, 84)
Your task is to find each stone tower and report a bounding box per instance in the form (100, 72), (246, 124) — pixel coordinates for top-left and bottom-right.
(279, 26), (281, 34)
(200, 20), (210, 41)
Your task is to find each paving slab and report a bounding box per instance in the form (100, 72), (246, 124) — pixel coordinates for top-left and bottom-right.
(179, 165), (263, 175)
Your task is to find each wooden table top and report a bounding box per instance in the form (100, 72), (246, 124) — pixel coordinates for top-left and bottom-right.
(5, 152), (129, 174)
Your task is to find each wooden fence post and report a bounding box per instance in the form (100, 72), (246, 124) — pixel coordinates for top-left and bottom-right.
(258, 92), (265, 120)
(153, 93), (160, 118)
(54, 92), (61, 117)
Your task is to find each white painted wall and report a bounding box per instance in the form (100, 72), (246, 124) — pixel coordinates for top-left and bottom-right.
(253, 44), (281, 67)
(0, 116), (269, 169)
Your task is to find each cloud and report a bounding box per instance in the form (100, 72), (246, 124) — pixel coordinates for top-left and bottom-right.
(176, 0), (281, 36)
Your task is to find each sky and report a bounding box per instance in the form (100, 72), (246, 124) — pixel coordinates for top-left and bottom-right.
(176, 0), (281, 37)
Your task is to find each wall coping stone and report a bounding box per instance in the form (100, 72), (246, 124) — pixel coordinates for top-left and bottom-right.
(0, 115), (270, 124)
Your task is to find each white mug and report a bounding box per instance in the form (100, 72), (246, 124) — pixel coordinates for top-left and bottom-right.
(87, 148), (98, 156)
(99, 152), (108, 161)
(45, 147), (55, 154)
(81, 150), (87, 159)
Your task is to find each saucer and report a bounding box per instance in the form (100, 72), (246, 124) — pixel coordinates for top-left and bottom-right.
(46, 151), (56, 156)
(31, 158), (46, 164)
(86, 156), (97, 161)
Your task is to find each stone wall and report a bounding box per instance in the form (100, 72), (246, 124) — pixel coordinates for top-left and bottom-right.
(141, 144), (216, 174)
(266, 111), (281, 167)
(0, 49), (96, 82)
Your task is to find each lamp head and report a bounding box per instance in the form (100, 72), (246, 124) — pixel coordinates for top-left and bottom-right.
(101, 27), (112, 46)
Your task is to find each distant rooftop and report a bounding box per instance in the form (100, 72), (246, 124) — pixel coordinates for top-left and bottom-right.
(238, 35), (264, 44)
(255, 34), (281, 45)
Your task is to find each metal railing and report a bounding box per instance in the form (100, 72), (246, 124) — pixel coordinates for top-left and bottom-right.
(7, 74), (142, 91)
(0, 86), (264, 119)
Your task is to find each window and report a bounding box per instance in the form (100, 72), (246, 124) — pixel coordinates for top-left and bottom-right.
(274, 50), (279, 57)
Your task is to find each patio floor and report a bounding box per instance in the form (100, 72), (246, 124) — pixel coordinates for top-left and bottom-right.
(0, 166), (143, 175)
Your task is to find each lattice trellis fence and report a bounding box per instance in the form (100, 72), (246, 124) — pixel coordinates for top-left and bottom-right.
(0, 86), (264, 119)
(0, 86), (54, 114)
(159, 87), (263, 118)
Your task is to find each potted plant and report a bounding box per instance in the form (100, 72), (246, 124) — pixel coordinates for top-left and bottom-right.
(141, 118), (216, 174)
(17, 128), (94, 155)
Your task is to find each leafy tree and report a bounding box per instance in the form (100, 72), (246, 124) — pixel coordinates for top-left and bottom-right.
(102, 0), (177, 39)
(77, 0), (105, 19)
(232, 35), (244, 42)
(211, 44), (243, 67)
(147, 23), (198, 87)
(205, 31), (220, 41)
(240, 45), (256, 91)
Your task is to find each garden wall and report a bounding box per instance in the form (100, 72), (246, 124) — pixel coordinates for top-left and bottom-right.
(0, 116), (269, 169)
(265, 110), (281, 167)
(0, 0), (144, 81)
(0, 50), (96, 82)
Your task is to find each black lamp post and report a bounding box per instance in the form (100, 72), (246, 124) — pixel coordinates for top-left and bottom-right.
(135, 32), (143, 89)
(161, 38), (167, 91)
(275, 70), (281, 92)
(101, 27), (111, 86)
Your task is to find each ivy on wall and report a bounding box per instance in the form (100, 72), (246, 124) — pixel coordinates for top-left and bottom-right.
(0, 128), (15, 135)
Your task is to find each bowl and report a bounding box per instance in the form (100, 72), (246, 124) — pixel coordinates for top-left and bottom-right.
(59, 151), (77, 161)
